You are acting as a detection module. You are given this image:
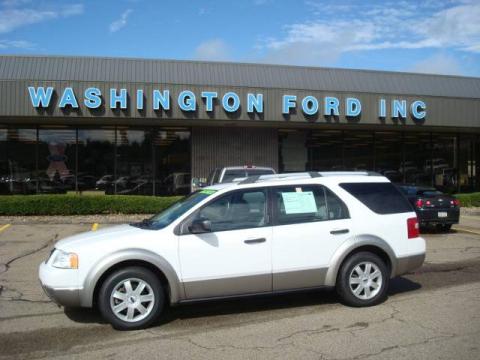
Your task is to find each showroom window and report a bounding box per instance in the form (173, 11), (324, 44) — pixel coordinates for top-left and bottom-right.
(38, 127), (76, 194)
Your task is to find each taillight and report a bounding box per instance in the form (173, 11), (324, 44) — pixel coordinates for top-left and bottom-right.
(407, 217), (420, 239)
(452, 198), (460, 207)
(425, 200), (431, 206)
(415, 199), (423, 208)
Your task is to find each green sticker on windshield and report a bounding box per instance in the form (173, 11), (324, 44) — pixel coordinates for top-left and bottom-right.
(200, 189), (217, 195)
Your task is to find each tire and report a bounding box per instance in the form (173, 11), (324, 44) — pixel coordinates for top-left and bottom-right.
(336, 252), (389, 307)
(98, 266), (164, 330)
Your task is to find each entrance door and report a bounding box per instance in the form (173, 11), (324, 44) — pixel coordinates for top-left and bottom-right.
(271, 184), (352, 291)
(179, 188), (272, 299)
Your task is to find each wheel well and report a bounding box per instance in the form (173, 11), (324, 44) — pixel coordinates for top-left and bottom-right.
(92, 260), (170, 308)
(340, 245), (393, 276)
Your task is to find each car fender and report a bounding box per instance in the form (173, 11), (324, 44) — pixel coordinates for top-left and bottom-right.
(324, 234), (397, 286)
(80, 248), (184, 307)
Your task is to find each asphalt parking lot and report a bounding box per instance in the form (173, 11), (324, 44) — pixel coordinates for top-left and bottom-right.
(1, 218), (479, 360)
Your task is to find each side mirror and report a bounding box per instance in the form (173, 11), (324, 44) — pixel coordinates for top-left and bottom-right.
(188, 218), (212, 234)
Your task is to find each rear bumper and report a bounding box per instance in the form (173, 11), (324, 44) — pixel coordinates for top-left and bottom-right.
(416, 208), (459, 225)
(394, 252), (425, 276)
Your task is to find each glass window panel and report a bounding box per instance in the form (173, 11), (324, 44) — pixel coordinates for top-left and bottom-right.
(307, 130), (343, 171)
(343, 131), (374, 171)
(279, 130), (308, 172)
(38, 128), (76, 194)
(2, 128), (37, 194)
(116, 128), (153, 195)
(403, 132), (432, 187)
(77, 128), (115, 194)
(153, 129), (191, 195)
(458, 135), (475, 192)
(374, 131), (403, 183)
(429, 133), (456, 191)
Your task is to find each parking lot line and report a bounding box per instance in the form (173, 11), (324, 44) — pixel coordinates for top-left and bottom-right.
(91, 223), (99, 231)
(0, 224), (11, 233)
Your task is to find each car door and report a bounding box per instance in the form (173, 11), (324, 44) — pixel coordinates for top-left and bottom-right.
(178, 188), (272, 299)
(271, 184), (352, 291)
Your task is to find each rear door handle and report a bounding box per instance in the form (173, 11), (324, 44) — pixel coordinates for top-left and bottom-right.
(244, 238), (266, 244)
(330, 229), (349, 235)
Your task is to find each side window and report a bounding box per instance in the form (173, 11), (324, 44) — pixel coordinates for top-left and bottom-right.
(221, 170), (246, 183)
(273, 185), (349, 225)
(194, 189), (267, 232)
(324, 187), (349, 220)
(273, 185), (328, 225)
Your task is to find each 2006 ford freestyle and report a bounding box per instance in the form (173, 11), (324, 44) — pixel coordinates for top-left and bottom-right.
(39, 172), (425, 330)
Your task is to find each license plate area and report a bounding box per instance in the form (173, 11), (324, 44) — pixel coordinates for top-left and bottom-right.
(438, 211), (448, 218)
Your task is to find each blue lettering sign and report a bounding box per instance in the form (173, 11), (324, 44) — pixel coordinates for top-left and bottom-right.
(59, 87), (79, 108)
(392, 100), (407, 118)
(28, 86), (54, 108)
(178, 90), (196, 111)
(346, 97), (361, 117)
(302, 96), (318, 115)
(201, 91), (217, 112)
(379, 98), (387, 118)
(153, 90), (170, 111)
(324, 97), (339, 116)
(282, 95), (297, 114)
(222, 92), (240, 112)
(410, 100), (426, 120)
(136, 89), (144, 110)
(84, 87), (102, 108)
(110, 88), (127, 109)
(247, 93), (263, 113)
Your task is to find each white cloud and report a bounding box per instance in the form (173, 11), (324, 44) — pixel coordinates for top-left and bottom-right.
(194, 39), (231, 61)
(109, 9), (132, 33)
(257, 1), (480, 66)
(409, 53), (464, 76)
(0, 39), (35, 49)
(0, 3), (84, 34)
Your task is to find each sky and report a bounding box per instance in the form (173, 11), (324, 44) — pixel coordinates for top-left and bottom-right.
(0, 0), (479, 77)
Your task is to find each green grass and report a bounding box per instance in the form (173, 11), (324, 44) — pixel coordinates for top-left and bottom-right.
(0, 195), (183, 216)
(455, 192), (480, 207)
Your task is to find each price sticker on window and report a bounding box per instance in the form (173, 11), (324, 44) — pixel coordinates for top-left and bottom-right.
(281, 191), (317, 214)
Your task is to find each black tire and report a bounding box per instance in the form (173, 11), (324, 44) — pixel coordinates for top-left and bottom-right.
(336, 252), (389, 307)
(98, 266), (164, 330)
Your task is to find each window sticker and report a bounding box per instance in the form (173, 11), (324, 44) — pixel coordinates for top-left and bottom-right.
(199, 189), (217, 195)
(281, 191), (317, 214)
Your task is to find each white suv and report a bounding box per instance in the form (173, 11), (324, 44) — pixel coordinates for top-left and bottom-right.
(39, 172), (425, 330)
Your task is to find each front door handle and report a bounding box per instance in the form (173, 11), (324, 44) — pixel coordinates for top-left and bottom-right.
(244, 238), (266, 244)
(330, 229), (349, 235)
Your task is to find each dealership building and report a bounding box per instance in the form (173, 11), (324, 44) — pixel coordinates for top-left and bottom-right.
(0, 55), (479, 195)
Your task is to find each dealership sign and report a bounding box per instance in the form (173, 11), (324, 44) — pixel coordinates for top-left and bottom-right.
(27, 86), (427, 120)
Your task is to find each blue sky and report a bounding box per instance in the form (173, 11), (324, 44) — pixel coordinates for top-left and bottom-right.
(0, 0), (479, 76)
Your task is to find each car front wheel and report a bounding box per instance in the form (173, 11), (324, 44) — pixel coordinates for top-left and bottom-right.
(98, 266), (164, 330)
(336, 252), (389, 307)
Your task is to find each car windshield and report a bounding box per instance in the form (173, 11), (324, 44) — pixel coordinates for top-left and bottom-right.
(131, 189), (217, 230)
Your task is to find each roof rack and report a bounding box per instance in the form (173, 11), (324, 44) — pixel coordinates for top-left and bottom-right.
(238, 171), (383, 185)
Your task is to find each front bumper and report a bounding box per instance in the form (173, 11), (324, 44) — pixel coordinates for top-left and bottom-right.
(40, 282), (82, 307)
(39, 260), (83, 307)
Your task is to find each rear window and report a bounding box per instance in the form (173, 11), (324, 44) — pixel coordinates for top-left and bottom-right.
(221, 170), (246, 183)
(246, 169), (275, 176)
(340, 182), (413, 214)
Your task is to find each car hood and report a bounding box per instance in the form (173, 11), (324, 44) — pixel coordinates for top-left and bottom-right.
(54, 224), (145, 251)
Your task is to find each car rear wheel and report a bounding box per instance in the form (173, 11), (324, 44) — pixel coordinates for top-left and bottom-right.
(336, 252), (388, 307)
(98, 266), (164, 330)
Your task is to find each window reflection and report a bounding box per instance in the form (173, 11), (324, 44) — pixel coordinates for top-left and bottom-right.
(374, 132), (402, 183)
(77, 128), (115, 193)
(307, 130), (343, 171)
(343, 131), (374, 171)
(1, 128), (37, 194)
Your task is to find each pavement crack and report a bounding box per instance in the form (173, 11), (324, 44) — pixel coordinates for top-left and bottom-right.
(0, 233), (58, 275)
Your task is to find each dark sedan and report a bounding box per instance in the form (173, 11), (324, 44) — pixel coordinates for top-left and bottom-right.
(397, 185), (460, 232)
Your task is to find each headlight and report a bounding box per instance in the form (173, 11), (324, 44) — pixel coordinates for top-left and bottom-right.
(52, 249), (79, 269)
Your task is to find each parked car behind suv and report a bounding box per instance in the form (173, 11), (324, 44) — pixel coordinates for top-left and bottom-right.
(397, 184), (460, 231)
(39, 172), (425, 330)
(204, 165), (276, 186)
